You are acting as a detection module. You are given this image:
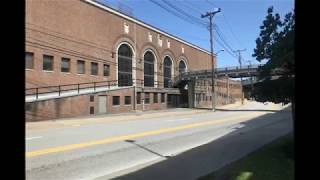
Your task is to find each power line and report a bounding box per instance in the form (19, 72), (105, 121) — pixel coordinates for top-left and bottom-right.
(179, 0), (203, 14)
(157, 1), (236, 58)
(102, 0), (238, 57)
(213, 24), (236, 52)
(215, 37), (237, 58)
(163, 1), (237, 58)
(221, 11), (245, 48)
(149, 0), (206, 28)
(206, 0), (245, 48)
(162, 0), (207, 27)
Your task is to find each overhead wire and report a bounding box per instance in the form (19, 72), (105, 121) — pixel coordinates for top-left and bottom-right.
(149, 0), (206, 28)
(205, 0), (245, 48)
(161, 0), (207, 27)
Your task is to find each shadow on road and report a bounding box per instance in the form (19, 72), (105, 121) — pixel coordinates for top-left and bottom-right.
(215, 109), (280, 112)
(124, 140), (171, 159)
(111, 107), (293, 180)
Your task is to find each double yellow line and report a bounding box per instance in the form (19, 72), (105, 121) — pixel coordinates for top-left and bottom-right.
(26, 112), (261, 158)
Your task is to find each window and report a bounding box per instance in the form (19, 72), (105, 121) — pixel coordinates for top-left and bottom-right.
(163, 56), (172, 88)
(90, 107), (94, 114)
(125, 96), (131, 105)
(144, 51), (155, 87)
(161, 93), (165, 103)
(153, 93), (158, 103)
(145, 93), (150, 104)
(137, 92), (141, 104)
(104, 64), (110, 76)
(113, 96), (120, 106)
(118, 44), (133, 86)
(61, 58), (70, 72)
(91, 62), (98, 75)
(77, 60), (85, 74)
(179, 60), (187, 73)
(43, 55), (54, 71)
(25, 52), (34, 69)
(90, 95), (94, 102)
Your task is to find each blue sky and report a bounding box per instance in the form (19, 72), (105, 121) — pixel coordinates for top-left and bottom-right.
(98, 0), (294, 68)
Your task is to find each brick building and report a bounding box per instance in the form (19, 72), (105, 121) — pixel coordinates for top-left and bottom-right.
(25, 0), (241, 121)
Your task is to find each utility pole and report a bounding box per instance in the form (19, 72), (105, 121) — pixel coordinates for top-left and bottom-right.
(201, 8), (221, 111)
(246, 60), (254, 100)
(234, 49), (246, 105)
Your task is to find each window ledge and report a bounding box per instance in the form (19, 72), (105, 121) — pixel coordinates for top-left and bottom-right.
(43, 70), (54, 73)
(25, 69), (34, 71)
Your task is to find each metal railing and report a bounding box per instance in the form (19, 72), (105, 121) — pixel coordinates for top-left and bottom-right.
(215, 64), (262, 72)
(174, 64), (264, 82)
(25, 80), (119, 99)
(25, 79), (174, 100)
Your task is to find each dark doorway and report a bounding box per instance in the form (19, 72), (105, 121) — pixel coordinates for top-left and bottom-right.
(167, 94), (180, 108)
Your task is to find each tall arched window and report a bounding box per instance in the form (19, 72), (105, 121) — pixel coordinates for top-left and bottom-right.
(179, 60), (187, 73)
(118, 44), (133, 86)
(144, 51), (155, 87)
(163, 56), (172, 88)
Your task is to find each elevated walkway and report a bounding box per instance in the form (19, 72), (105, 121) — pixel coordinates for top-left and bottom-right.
(175, 64), (263, 82)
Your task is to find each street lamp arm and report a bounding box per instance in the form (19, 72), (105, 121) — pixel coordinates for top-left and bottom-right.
(213, 49), (224, 56)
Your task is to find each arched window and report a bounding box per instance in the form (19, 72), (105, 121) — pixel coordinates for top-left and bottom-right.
(163, 56), (172, 88)
(179, 60), (187, 73)
(144, 51), (155, 87)
(118, 44), (133, 86)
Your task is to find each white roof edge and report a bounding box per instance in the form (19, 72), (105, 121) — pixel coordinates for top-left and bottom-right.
(83, 0), (212, 55)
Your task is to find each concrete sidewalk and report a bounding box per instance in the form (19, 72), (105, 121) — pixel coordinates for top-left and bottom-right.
(26, 101), (245, 131)
(107, 108), (292, 180)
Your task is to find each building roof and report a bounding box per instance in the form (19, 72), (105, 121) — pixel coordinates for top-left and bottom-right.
(83, 0), (212, 55)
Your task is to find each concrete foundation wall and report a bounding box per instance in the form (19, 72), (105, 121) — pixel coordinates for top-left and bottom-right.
(26, 87), (178, 122)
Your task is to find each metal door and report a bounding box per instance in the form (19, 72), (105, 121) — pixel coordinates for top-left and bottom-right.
(98, 96), (107, 113)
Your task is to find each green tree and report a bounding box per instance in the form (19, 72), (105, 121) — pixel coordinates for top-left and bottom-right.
(252, 7), (295, 119)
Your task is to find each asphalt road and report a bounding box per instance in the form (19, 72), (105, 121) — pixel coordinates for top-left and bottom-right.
(26, 101), (292, 180)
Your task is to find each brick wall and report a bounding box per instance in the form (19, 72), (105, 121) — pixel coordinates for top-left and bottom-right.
(25, 0), (213, 88)
(193, 78), (242, 108)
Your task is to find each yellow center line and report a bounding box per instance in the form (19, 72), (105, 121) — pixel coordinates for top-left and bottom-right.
(26, 112), (263, 158)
